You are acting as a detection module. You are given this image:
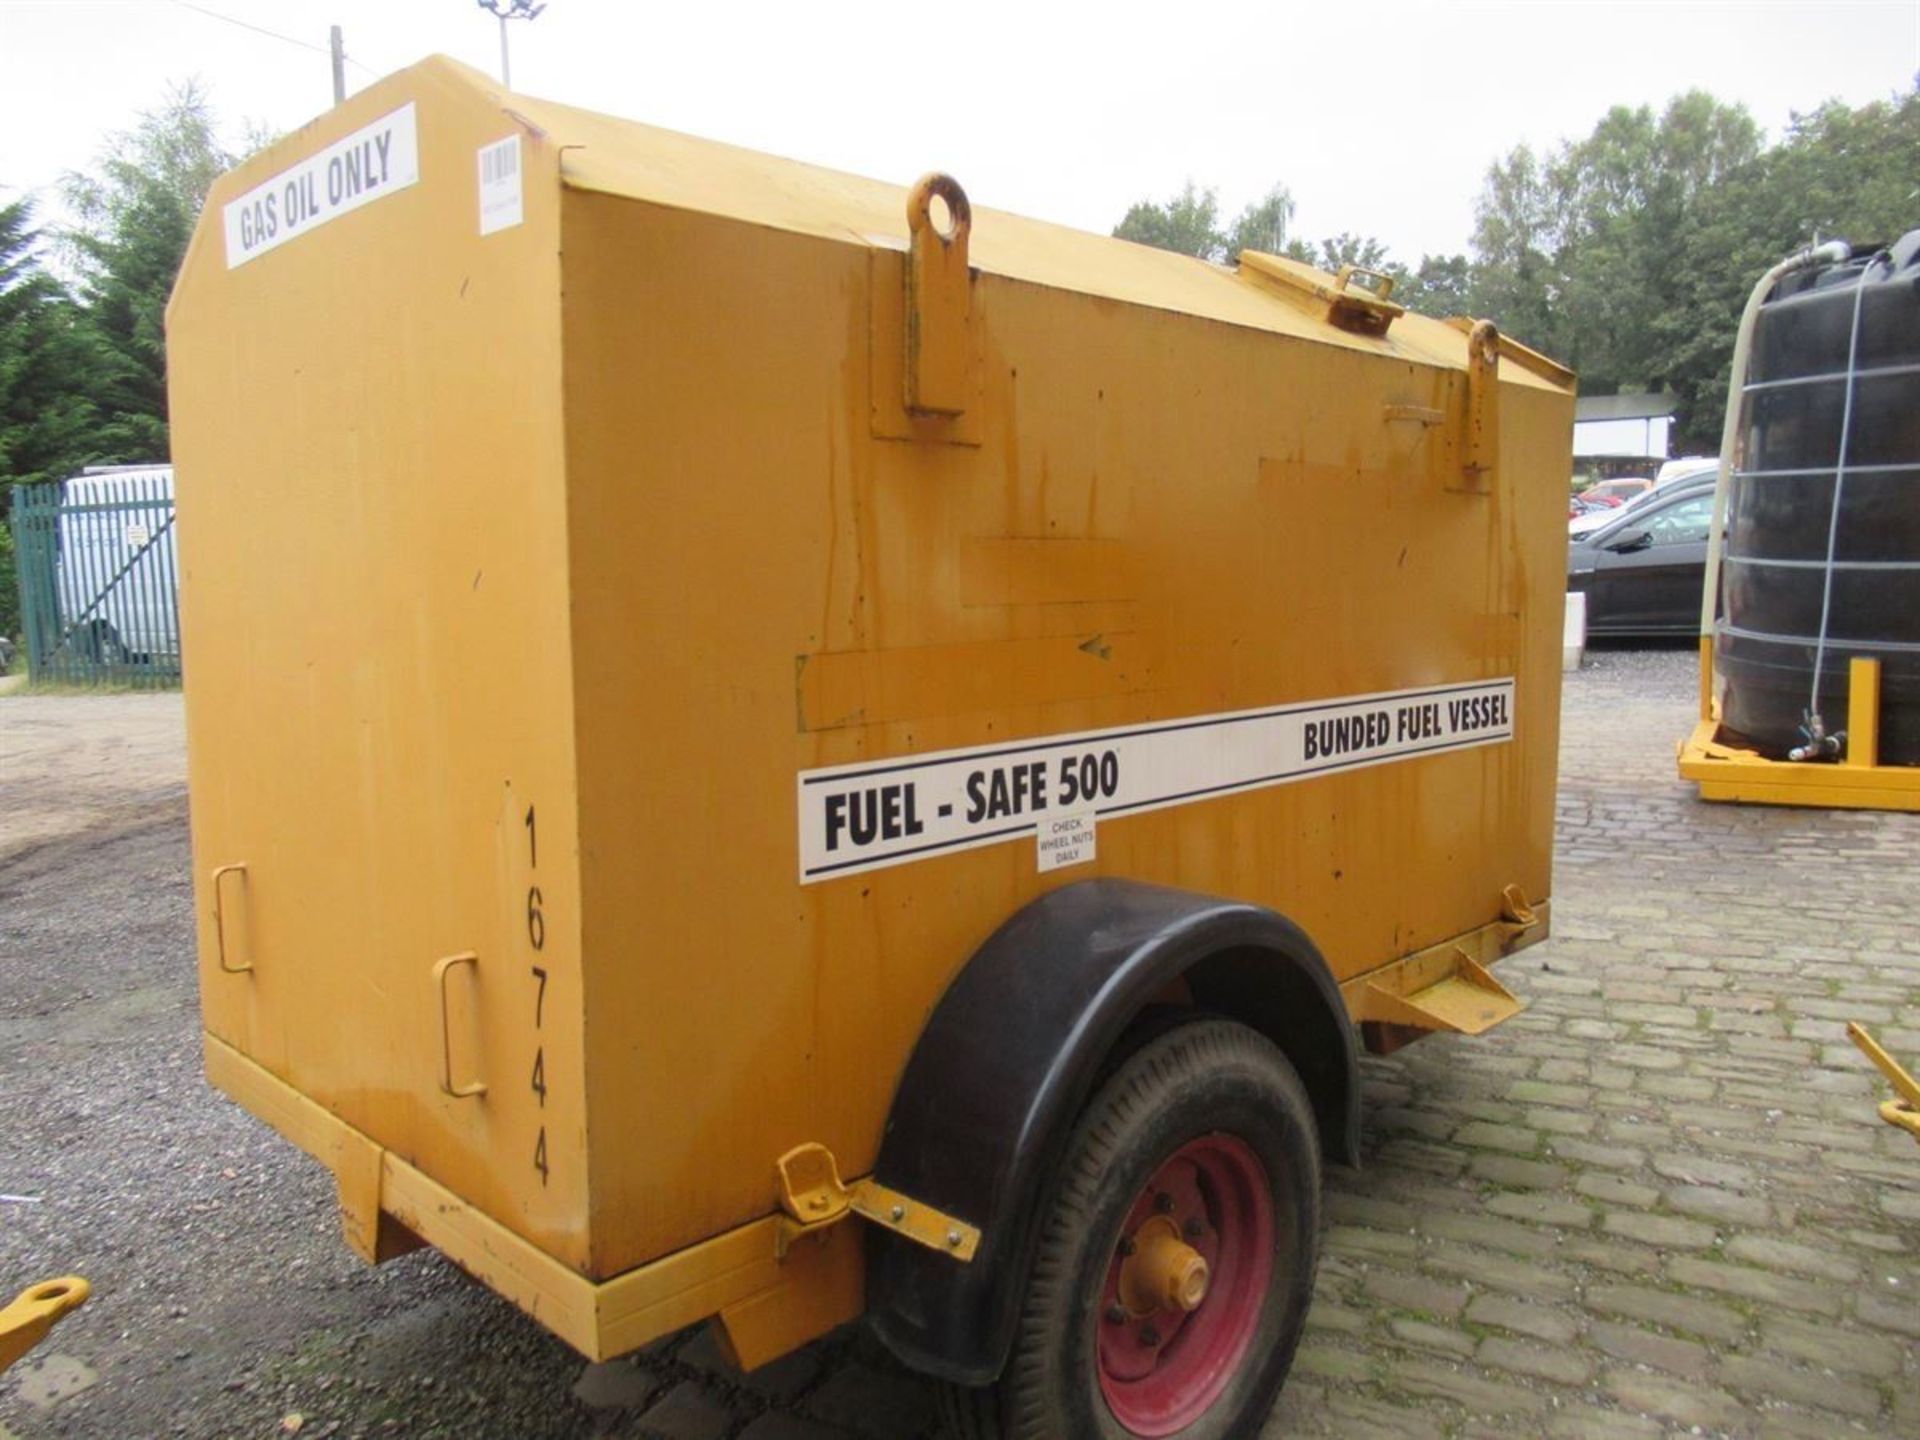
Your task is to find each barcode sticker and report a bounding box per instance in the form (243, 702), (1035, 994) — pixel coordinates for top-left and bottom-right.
(477, 135), (523, 235)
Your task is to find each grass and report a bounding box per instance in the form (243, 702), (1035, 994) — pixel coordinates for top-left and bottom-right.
(0, 671), (179, 696)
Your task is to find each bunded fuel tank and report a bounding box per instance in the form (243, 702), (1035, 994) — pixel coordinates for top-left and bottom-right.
(1718, 227), (1920, 763)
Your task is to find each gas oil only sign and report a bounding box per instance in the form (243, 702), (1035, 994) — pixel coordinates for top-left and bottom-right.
(797, 677), (1515, 883)
(223, 104), (420, 268)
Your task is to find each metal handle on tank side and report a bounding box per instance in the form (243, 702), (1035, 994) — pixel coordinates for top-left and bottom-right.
(433, 952), (488, 1099)
(210, 863), (251, 974)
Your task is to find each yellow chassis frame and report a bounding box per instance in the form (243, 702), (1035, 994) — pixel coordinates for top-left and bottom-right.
(203, 910), (1547, 1372)
(1679, 643), (1919, 812)
(204, 1036), (865, 1370)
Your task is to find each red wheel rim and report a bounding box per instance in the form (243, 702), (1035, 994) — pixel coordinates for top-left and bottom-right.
(1095, 1134), (1274, 1437)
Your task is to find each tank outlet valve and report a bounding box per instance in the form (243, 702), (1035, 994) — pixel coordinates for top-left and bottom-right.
(1788, 720), (1846, 763)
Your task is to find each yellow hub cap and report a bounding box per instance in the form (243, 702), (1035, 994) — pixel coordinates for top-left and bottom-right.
(1118, 1216), (1210, 1316)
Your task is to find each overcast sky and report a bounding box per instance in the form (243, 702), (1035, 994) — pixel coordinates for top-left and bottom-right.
(2, 0), (1915, 261)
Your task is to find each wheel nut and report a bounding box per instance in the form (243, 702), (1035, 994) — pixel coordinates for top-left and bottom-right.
(1183, 1218), (1205, 1239)
(1106, 1304), (1128, 1325)
(1139, 1325), (1160, 1347)
(1154, 1193), (1175, 1214)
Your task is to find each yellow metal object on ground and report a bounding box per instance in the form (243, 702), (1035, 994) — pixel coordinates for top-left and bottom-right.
(169, 56), (1571, 1367)
(0, 1276), (90, 1374)
(1680, 646), (1920, 811)
(1848, 1023), (1920, 1143)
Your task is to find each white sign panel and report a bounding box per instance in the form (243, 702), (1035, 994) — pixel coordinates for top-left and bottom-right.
(223, 104), (420, 269)
(1037, 812), (1097, 873)
(477, 135), (523, 235)
(797, 678), (1516, 884)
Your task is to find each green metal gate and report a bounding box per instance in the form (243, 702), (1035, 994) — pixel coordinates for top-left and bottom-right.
(10, 468), (181, 688)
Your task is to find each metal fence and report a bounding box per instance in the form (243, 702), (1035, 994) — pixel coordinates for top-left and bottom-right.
(11, 468), (181, 688)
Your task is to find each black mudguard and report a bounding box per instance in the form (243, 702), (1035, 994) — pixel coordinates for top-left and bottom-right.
(865, 877), (1358, 1385)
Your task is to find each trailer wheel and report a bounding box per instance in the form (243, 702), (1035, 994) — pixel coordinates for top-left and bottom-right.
(946, 1017), (1321, 1439)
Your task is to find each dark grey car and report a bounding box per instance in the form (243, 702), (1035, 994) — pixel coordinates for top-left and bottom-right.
(1567, 477), (1720, 636)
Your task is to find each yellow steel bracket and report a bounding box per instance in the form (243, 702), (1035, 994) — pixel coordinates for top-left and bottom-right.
(1847, 656), (1883, 770)
(774, 1143), (979, 1263)
(1498, 883), (1538, 937)
(0, 1276), (90, 1374)
(1237, 250), (1404, 337)
(904, 172), (974, 418)
(1848, 1023), (1920, 1144)
(1461, 319), (1500, 490)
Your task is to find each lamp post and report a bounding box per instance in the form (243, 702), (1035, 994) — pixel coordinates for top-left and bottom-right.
(477, 0), (546, 90)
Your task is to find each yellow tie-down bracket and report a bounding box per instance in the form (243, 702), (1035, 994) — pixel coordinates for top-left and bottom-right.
(0, 1275), (91, 1374)
(774, 1143), (981, 1263)
(1848, 1023), (1920, 1144)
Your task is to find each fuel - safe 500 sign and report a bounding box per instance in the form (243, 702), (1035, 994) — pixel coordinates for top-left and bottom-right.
(797, 677), (1514, 883)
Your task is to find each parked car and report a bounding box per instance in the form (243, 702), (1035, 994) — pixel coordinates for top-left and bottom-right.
(1576, 476), (1654, 508)
(1653, 456), (1719, 489)
(1567, 474), (1720, 635)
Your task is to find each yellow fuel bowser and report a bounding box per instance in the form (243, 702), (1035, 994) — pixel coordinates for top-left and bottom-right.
(167, 57), (1573, 1437)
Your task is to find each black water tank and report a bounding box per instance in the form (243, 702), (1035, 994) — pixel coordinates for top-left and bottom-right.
(1718, 227), (1920, 764)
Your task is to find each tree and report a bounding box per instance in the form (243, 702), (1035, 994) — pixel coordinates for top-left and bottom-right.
(1555, 93), (1761, 396)
(1662, 84), (1918, 450)
(1114, 182), (1308, 264)
(0, 196), (102, 638)
(1286, 232), (1396, 275)
(1223, 186), (1296, 258)
(61, 81), (236, 464)
(1395, 254), (1473, 317)
(1113, 181), (1225, 260)
(0, 198), (98, 493)
(1468, 144), (1565, 358)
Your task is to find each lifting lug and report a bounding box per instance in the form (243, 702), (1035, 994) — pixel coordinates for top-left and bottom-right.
(0, 1276), (90, 1374)
(1462, 319), (1500, 487)
(904, 172), (975, 417)
(1848, 1023), (1920, 1143)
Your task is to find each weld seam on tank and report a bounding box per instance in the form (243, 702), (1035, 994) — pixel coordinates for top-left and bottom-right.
(1720, 622), (1920, 654)
(1801, 249), (1891, 756)
(1734, 462), (1919, 480)
(1743, 359), (1920, 393)
(1726, 556), (1920, 571)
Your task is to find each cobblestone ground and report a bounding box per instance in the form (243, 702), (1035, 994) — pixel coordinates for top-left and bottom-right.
(3, 647), (1917, 1439)
(1279, 644), (1920, 1439)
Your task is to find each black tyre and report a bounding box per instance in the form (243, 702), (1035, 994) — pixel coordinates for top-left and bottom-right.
(945, 1017), (1322, 1439)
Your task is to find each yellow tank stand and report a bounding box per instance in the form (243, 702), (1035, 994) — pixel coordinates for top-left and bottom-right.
(1679, 644), (1920, 812)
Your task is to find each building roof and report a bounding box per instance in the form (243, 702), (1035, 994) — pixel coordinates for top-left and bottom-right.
(1575, 393), (1680, 422)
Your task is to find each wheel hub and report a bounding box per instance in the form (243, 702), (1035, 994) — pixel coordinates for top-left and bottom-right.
(1117, 1216), (1209, 1315)
(1095, 1134), (1275, 1438)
